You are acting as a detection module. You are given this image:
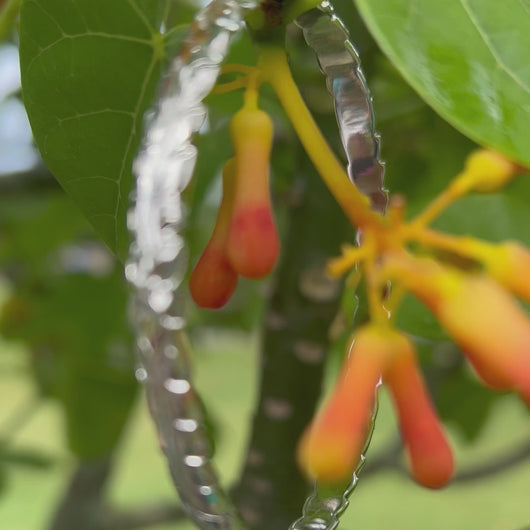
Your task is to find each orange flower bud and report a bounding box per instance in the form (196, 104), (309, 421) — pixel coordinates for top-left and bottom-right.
(385, 337), (453, 488)
(190, 160), (238, 308)
(189, 245), (238, 309)
(297, 325), (393, 483)
(438, 276), (530, 404)
(226, 105), (279, 279)
(399, 258), (530, 401)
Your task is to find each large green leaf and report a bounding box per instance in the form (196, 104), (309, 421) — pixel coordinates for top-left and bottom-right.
(355, 0), (530, 166)
(19, 0), (174, 259)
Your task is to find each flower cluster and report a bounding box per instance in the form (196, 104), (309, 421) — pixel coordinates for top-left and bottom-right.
(190, 47), (530, 488)
(190, 85), (279, 308)
(299, 149), (530, 488)
(298, 325), (453, 488)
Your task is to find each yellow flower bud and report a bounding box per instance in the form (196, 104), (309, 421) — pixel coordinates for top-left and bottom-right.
(458, 149), (518, 194)
(227, 103), (279, 278)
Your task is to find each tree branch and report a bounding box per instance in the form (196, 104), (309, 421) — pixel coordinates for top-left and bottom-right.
(48, 456), (114, 530)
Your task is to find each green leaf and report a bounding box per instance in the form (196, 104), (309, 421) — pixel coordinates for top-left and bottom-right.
(355, 0), (530, 166)
(19, 0), (174, 259)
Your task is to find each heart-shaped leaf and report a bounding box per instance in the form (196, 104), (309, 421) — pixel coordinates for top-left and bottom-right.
(355, 0), (530, 166)
(19, 0), (174, 259)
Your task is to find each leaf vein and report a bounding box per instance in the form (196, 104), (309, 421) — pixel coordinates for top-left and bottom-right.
(25, 32), (153, 75)
(58, 109), (135, 125)
(92, 213), (118, 220)
(128, 0), (156, 34)
(66, 175), (119, 185)
(29, 1), (65, 36)
(460, 0), (530, 93)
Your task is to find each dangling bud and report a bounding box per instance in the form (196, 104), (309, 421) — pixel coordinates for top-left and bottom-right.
(297, 325), (392, 483)
(436, 274), (530, 404)
(396, 257), (530, 401)
(226, 102), (279, 279)
(385, 335), (453, 488)
(190, 160), (238, 308)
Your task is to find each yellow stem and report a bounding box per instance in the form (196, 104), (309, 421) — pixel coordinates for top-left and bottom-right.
(258, 47), (384, 231)
(326, 245), (369, 277)
(243, 71), (260, 108)
(410, 172), (474, 229)
(364, 264), (388, 325)
(384, 282), (405, 323)
(360, 234), (388, 325)
(409, 187), (456, 229)
(211, 78), (248, 95)
(406, 227), (491, 262)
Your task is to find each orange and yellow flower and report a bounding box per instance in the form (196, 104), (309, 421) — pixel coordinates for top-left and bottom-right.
(296, 144), (528, 487)
(226, 101), (279, 279)
(190, 85), (279, 307)
(298, 325), (454, 488)
(191, 46), (530, 490)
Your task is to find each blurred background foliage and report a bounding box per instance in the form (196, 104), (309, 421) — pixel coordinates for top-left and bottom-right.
(1, 0), (530, 529)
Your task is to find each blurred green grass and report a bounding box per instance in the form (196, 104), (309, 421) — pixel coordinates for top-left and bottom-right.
(1, 331), (530, 530)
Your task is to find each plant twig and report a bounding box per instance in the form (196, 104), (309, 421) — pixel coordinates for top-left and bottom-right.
(48, 456), (114, 530)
